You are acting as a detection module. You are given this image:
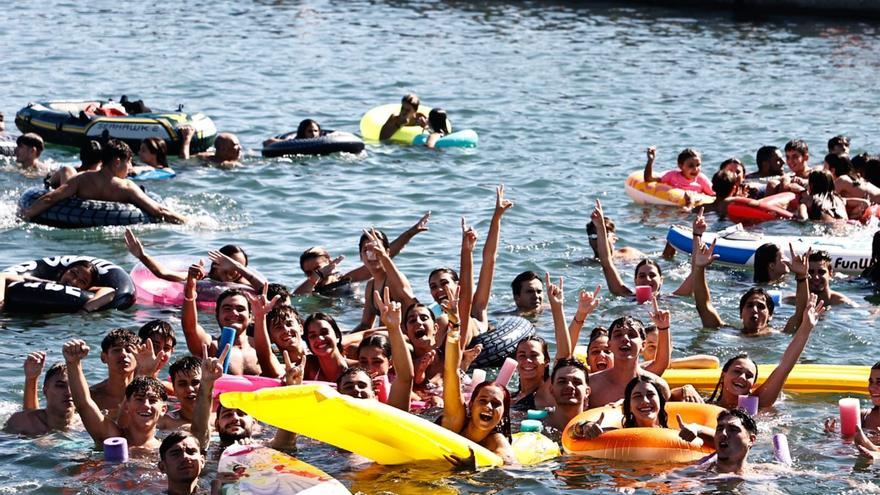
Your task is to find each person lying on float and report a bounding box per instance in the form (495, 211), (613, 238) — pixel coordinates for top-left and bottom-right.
(379, 93), (427, 141)
(124, 228), (266, 291)
(592, 199), (693, 298)
(0, 259), (116, 313)
(4, 352), (79, 436)
(704, 295), (825, 410)
(294, 211), (430, 296)
(181, 262), (262, 376)
(20, 139), (186, 224)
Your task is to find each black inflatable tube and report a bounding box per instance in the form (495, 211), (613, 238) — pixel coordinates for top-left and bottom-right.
(467, 316), (536, 369)
(261, 130), (365, 157)
(2, 255), (136, 312)
(18, 186), (155, 228)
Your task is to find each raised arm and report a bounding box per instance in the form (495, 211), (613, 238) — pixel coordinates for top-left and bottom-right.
(192, 344), (229, 451)
(344, 212), (430, 283)
(23, 352), (45, 410)
(592, 199), (632, 296)
(367, 229), (416, 308)
(181, 262), (215, 356)
(350, 279), (378, 333)
(178, 125), (195, 160)
(208, 250), (266, 291)
(643, 146), (660, 183)
(472, 186), (513, 324)
(692, 239), (724, 328)
(569, 285), (601, 349)
(458, 218), (477, 347)
(440, 323), (466, 434)
(783, 245), (811, 333)
(63, 340), (115, 445)
(546, 274), (572, 360)
(293, 255), (344, 295)
(248, 286), (283, 378)
(755, 295), (825, 407)
(672, 208), (707, 296)
(376, 288), (414, 412)
(123, 228), (187, 282)
(21, 182), (77, 220)
(643, 299), (671, 376)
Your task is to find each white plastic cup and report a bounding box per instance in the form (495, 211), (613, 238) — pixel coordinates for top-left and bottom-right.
(773, 433), (792, 466)
(494, 358), (518, 388)
(104, 437), (128, 463)
(839, 397), (861, 436)
(737, 395), (759, 416)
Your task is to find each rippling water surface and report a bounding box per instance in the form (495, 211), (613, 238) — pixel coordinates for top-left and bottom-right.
(2, 1), (880, 493)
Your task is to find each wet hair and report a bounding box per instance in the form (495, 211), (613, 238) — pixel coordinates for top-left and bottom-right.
(428, 108), (450, 135)
(299, 246), (330, 272)
(160, 431), (202, 461)
(852, 152), (871, 177)
(402, 93), (420, 109)
(43, 362), (67, 388)
(266, 283), (291, 303)
(586, 216), (616, 237)
(753, 243), (781, 284)
(825, 153), (852, 178)
(141, 137), (168, 167)
(137, 319), (177, 350)
(428, 267), (460, 285)
(863, 231), (880, 284)
(402, 302), (437, 338)
(80, 140), (102, 168)
(303, 312), (344, 353)
(169, 356), (202, 382)
(719, 157), (746, 177)
(511, 271), (541, 297)
(755, 146), (781, 174)
(336, 366), (370, 389)
(865, 158), (880, 189)
(467, 382), (512, 443)
(808, 170), (836, 195)
(101, 328), (140, 353)
(357, 334), (392, 360)
(125, 376), (167, 401)
(218, 245), (248, 266)
(717, 408), (758, 437)
(712, 169), (737, 199)
(708, 354), (757, 403)
(608, 315), (646, 340)
(784, 139), (809, 156)
(101, 139), (132, 165)
(807, 170), (845, 220)
(738, 287), (775, 316)
(622, 375), (668, 428)
(588, 326), (609, 343)
(358, 229), (390, 254)
(828, 135), (850, 152)
(677, 148), (700, 165)
(267, 304), (303, 333)
(514, 335), (551, 381)
(550, 358), (589, 385)
(634, 259), (663, 281)
(60, 260), (98, 287)
(808, 250), (832, 268)
(295, 119), (322, 139)
(213, 289), (252, 324)
(872, 361), (880, 370)
(16, 133), (44, 153)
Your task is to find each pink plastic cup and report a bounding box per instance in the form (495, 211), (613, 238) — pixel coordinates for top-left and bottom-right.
(495, 358), (518, 388)
(839, 397), (861, 436)
(635, 285), (653, 304)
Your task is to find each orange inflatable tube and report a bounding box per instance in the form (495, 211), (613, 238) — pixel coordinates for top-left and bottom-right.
(562, 402), (724, 463)
(726, 192), (795, 224)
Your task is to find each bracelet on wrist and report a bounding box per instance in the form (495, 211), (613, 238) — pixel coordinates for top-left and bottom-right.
(796, 276), (807, 282)
(657, 327), (670, 331)
(184, 295), (195, 302)
(573, 316), (585, 324)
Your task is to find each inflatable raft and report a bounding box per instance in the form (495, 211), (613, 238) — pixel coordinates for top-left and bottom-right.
(130, 255), (254, 310)
(360, 104), (479, 147)
(15, 100), (216, 154)
(468, 316), (536, 369)
(18, 186), (157, 228)
(726, 192), (796, 224)
(624, 171), (715, 207)
(562, 402), (722, 463)
(2, 255), (135, 312)
(664, 363), (870, 394)
(220, 383), (503, 467)
(219, 444), (351, 495)
(666, 223), (873, 274)
(262, 130), (365, 157)
(412, 129), (478, 148)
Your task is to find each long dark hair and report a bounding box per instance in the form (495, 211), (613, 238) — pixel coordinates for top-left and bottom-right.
(513, 335), (551, 388)
(753, 243), (781, 284)
(141, 137), (168, 167)
(622, 375), (668, 428)
(708, 354), (758, 404)
(303, 312), (344, 353)
(467, 381), (512, 443)
(296, 119), (321, 139)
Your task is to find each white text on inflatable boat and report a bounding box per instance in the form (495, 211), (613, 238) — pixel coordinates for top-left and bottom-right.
(5, 256), (118, 276)
(9, 281), (82, 297)
(88, 122), (165, 139)
(834, 258), (871, 270)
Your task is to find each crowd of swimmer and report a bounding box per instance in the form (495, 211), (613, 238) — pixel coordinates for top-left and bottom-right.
(4, 99), (880, 493)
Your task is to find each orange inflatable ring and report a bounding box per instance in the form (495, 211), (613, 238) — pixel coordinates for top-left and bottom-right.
(624, 171), (715, 207)
(562, 402), (725, 462)
(726, 192), (795, 224)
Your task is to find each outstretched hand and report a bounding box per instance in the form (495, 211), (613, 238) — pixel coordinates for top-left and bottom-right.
(24, 351), (46, 379)
(439, 284), (461, 323)
(412, 211), (431, 233)
(282, 350), (305, 386)
(135, 339), (169, 377)
(461, 217), (477, 252)
(375, 286), (402, 328)
(646, 146), (656, 162)
(246, 282), (281, 317)
(577, 284), (602, 317)
(187, 259), (207, 282)
(123, 228), (146, 259)
(693, 239), (718, 268)
(201, 343), (230, 383)
(804, 294), (828, 327)
(787, 244), (810, 278)
(590, 199), (605, 228)
(444, 447), (477, 471)
(649, 297), (670, 330)
(545, 272), (564, 307)
(495, 184), (513, 215)
(692, 207), (707, 236)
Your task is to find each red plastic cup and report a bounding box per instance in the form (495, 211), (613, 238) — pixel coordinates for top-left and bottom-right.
(839, 397), (861, 436)
(635, 285), (653, 304)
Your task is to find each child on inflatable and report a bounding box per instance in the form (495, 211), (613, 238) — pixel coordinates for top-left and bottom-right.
(262, 118), (324, 148)
(0, 259), (117, 313)
(643, 146), (715, 196)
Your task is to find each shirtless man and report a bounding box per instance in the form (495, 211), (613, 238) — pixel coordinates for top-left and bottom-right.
(64, 339), (167, 454)
(158, 356), (202, 430)
(179, 126), (241, 169)
(543, 358), (590, 434)
(4, 356), (77, 436)
(511, 270), (544, 315)
(379, 93), (427, 141)
(784, 139), (813, 181)
(14, 133), (48, 175)
(182, 263), (262, 375)
(707, 409), (758, 474)
(21, 139), (185, 223)
(159, 431), (205, 495)
(745, 146), (785, 179)
(89, 328), (140, 414)
(807, 250), (857, 307)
